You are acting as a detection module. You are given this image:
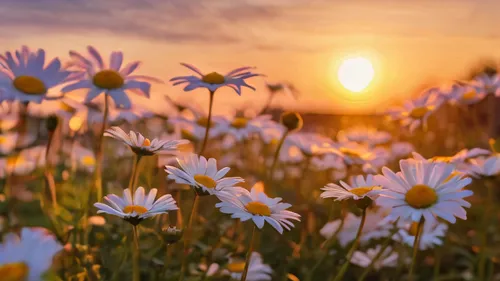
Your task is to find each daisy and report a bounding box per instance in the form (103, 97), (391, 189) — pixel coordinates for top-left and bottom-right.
(467, 155), (500, 178)
(351, 246), (398, 270)
(0, 46), (71, 103)
(286, 132), (337, 157)
(215, 184), (300, 234)
(390, 92), (443, 133)
(395, 220), (448, 250)
(473, 73), (500, 96)
(336, 142), (374, 166)
(224, 252), (272, 281)
(170, 63), (261, 95)
(337, 127), (391, 147)
(311, 153), (346, 171)
(321, 174), (381, 201)
(320, 209), (393, 247)
(218, 114), (282, 141)
(104, 126), (188, 156)
(375, 159), (473, 223)
(390, 142), (415, 160)
(165, 154), (244, 196)
(0, 132), (18, 155)
(94, 186), (178, 225)
(62, 46), (160, 109)
(0, 227), (63, 281)
(445, 83), (486, 105)
(69, 143), (96, 173)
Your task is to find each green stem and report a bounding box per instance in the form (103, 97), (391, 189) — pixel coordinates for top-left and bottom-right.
(358, 222), (399, 281)
(94, 94), (109, 202)
(268, 130), (289, 181)
(478, 180), (494, 280)
(199, 91), (215, 155)
(409, 217), (425, 281)
(129, 155), (143, 196)
(132, 225), (140, 281)
(44, 130), (58, 209)
(331, 208), (368, 281)
(240, 226), (259, 281)
(178, 194), (199, 281)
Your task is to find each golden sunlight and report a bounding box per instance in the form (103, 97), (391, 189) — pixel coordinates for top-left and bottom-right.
(337, 57), (375, 92)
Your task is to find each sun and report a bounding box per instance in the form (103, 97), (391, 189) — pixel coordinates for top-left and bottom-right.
(337, 57), (375, 92)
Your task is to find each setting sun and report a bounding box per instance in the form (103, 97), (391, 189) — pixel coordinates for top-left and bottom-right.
(337, 57), (375, 92)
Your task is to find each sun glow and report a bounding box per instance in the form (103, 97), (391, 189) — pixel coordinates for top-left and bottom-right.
(337, 57), (375, 92)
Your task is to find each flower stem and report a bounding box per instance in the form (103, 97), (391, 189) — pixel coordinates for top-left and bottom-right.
(269, 130), (289, 181)
(199, 91), (215, 155)
(331, 207), (367, 281)
(358, 222), (399, 281)
(178, 193), (199, 281)
(132, 225), (140, 281)
(94, 94), (109, 202)
(44, 130), (58, 209)
(409, 217), (425, 281)
(478, 179), (494, 280)
(240, 225), (259, 281)
(129, 154), (142, 196)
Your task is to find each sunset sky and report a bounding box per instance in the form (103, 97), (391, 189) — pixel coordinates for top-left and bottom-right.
(2, 0), (500, 114)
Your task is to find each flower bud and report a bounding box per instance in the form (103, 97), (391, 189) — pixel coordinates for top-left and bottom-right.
(162, 226), (183, 245)
(280, 112), (303, 132)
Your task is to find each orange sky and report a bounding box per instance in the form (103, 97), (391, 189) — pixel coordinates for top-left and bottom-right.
(2, 0), (500, 114)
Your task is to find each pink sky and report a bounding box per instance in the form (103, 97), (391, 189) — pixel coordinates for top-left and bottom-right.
(2, 0), (500, 114)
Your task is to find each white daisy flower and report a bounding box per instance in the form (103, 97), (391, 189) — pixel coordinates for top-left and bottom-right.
(390, 91), (443, 133)
(375, 159), (473, 223)
(5, 146), (46, 176)
(218, 115), (281, 141)
(0, 46), (71, 103)
(336, 142), (374, 166)
(170, 63), (261, 95)
(94, 186), (178, 225)
(168, 106), (226, 141)
(350, 246), (398, 270)
(215, 184), (300, 234)
(320, 209), (393, 247)
(311, 153), (346, 171)
(390, 142), (415, 160)
(286, 132), (337, 157)
(395, 220), (448, 250)
(165, 154), (245, 196)
(63, 46), (161, 109)
(0, 132), (18, 155)
(0, 227), (63, 281)
(467, 155), (500, 178)
(445, 83), (486, 105)
(337, 127), (391, 147)
(104, 126), (188, 156)
(69, 143), (96, 173)
(224, 252), (272, 281)
(473, 73), (500, 96)
(321, 174), (382, 201)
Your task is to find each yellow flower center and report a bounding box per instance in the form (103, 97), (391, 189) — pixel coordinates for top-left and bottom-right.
(409, 107), (429, 119)
(0, 262), (29, 281)
(92, 70), (124, 90)
(227, 262), (246, 273)
(230, 117), (248, 129)
(69, 116), (84, 132)
(142, 138), (151, 146)
(81, 156), (96, 166)
(349, 186), (376, 197)
(462, 91), (476, 100)
(431, 156), (453, 163)
(7, 156), (24, 166)
(13, 75), (46, 95)
(181, 129), (197, 141)
(409, 222), (420, 236)
(193, 174), (217, 188)
(340, 147), (361, 158)
(123, 205), (148, 215)
(196, 117), (214, 128)
(0, 136), (6, 144)
(405, 184), (438, 209)
(245, 201), (271, 216)
(201, 72), (225, 84)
